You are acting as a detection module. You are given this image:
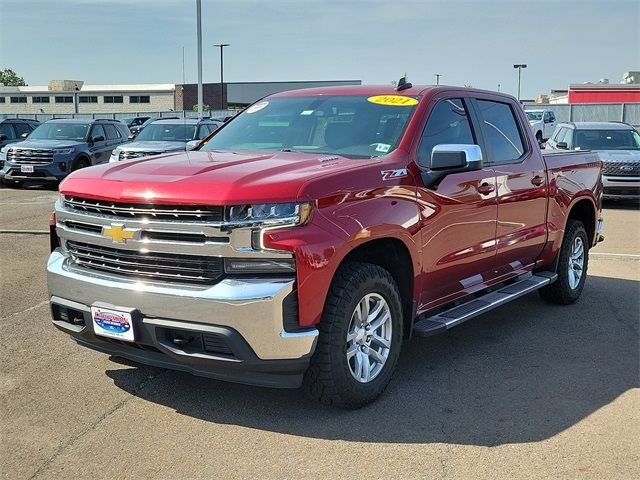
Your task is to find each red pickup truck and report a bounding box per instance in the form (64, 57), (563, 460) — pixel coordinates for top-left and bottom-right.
(48, 85), (604, 407)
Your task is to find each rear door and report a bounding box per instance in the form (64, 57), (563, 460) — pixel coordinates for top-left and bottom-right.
(414, 96), (498, 308)
(472, 97), (548, 277)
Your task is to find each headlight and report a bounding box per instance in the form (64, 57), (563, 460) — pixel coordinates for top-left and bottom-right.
(53, 148), (74, 155)
(226, 202), (312, 226)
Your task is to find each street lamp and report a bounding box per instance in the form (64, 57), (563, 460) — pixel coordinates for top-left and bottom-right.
(434, 73), (442, 85)
(214, 43), (230, 110)
(513, 64), (527, 101)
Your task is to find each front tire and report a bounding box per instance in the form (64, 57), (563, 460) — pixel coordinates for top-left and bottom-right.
(539, 219), (589, 304)
(72, 157), (90, 171)
(303, 262), (403, 408)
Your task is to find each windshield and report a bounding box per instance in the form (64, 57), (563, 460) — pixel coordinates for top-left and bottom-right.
(135, 123), (196, 142)
(574, 129), (640, 150)
(526, 111), (543, 121)
(28, 123), (89, 141)
(199, 95), (419, 158)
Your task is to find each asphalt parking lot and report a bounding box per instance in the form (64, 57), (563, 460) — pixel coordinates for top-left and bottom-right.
(1, 185), (638, 480)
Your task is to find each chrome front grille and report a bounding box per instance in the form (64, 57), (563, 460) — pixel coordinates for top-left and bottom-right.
(7, 148), (53, 164)
(602, 162), (640, 177)
(63, 196), (224, 222)
(55, 196), (292, 286)
(119, 150), (164, 160)
(67, 240), (224, 284)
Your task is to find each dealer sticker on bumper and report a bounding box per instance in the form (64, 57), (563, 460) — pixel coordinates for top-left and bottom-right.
(20, 165), (34, 173)
(91, 307), (134, 342)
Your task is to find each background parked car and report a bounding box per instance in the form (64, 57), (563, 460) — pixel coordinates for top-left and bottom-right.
(0, 118), (40, 148)
(0, 118), (129, 187)
(128, 116), (181, 137)
(526, 109), (557, 144)
(110, 118), (223, 161)
(546, 121), (640, 200)
(119, 116), (151, 129)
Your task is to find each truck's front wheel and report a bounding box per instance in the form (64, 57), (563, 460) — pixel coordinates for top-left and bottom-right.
(303, 262), (403, 408)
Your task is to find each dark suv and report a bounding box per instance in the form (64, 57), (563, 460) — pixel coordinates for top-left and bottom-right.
(0, 118), (40, 148)
(0, 118), (129, 186)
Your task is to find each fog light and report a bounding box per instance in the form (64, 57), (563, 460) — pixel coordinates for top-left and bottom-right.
(224, 258), (295, 274)
(59, 162), (67, 171)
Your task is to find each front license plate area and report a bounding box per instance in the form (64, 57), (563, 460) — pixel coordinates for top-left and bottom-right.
(20, 165), (34, 173)
(91, 306), (135, 342)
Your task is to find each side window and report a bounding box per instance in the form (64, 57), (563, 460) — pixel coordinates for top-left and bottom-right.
(104, 124), (120, 140)
(196, 124), (211, 139)
(562, 128), (574, 147)
(477, 100), (526, 164)
(549, 112), (556, 122)
(14, 123), (31, 137)
(417, 98), (475, 168)
(0, 123), (17, 140)
(543, 112), (551, 122)
(553, 127), (565, 142)
(90, 124), (106, 140)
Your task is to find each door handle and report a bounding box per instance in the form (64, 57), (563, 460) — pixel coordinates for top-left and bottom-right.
(531, 175), (545, 186)
(478, 183), (495, 194)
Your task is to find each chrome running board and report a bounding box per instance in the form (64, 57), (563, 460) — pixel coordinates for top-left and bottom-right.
(413, 272), (557, 337)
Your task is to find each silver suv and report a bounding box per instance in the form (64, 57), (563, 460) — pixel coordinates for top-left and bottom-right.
(110, 118), (222, 162)
(547, 121), (640, 199)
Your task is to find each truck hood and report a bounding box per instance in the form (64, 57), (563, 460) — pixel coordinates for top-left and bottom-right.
(115, 140), (186, 153)
(595, 150), (640, 162)
(11, 139), (84, 150)
(60, 150), (378, 205)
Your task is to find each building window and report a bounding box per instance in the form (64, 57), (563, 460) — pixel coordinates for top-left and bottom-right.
(104, 96), (124, 103)
(130, 95), (150, 103)
(55, 96), (74, 103)
(79, 96), (98, 103)
(0, 97), (5, 103)
(10, 97), (27, 104)
(32, 96), (50, 103)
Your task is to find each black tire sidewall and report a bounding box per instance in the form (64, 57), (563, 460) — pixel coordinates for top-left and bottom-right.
(329, 271), (403, 396)
(556, 221), (589, 302)
(73, 157), (90, 171)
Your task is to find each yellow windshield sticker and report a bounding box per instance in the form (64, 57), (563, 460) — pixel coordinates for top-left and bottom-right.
(367, 95), (418, 106)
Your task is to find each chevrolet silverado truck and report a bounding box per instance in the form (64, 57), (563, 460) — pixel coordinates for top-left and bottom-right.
(47, 85), (604, 407)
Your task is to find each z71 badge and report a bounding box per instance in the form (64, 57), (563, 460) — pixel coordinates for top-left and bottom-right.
(381, 168), (408, 181)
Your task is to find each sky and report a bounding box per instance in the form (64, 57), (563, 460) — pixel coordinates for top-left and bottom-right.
(0, 0), (638, 99)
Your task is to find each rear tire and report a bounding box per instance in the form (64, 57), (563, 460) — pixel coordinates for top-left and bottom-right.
(539, 219), (589, 305)
(303, 262), (403, 408)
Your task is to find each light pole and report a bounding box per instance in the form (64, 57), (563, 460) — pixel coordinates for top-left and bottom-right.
(513, 64), (527, 101)
(196, 0), (203, 119)
(497, 83), (501, 92)
(434, 73), (442, 85)
(214, 43), (230, 110)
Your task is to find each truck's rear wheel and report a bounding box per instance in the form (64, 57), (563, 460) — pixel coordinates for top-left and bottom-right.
(539, 219), (589, 304)
(303, 262), (403, 408)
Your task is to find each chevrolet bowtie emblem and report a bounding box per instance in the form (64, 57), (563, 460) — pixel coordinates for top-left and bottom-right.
(102, 224), (141, 244)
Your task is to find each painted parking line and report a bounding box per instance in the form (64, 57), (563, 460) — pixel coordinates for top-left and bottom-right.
(591, 252), (640, 258)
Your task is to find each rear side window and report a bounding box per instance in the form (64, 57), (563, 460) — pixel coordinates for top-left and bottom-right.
(417, 98), (475, 168)
(477, 100), (526, 164)
(104, 124), (120, 140)
(14, 123), (31, 136)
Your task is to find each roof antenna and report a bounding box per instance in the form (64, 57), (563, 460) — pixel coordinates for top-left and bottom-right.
(396, 73), (412, 91)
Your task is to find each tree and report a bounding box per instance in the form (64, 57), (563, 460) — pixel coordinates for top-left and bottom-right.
(192, 103), (210, 112)
(0, 68), (27, 86)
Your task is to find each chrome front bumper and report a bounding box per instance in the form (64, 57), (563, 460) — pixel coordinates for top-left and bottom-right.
(47, 250), (318, 362)
(602, 175), (640, 199)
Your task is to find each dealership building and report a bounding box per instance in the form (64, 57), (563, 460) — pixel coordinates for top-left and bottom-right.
(0, 79), (361, 115)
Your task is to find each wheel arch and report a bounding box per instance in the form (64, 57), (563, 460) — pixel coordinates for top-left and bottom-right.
(337, 237), (416, 338)
(566, 197), (597, 247)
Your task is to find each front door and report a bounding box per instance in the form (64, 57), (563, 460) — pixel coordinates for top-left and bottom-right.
(413, 97), (498, 310)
